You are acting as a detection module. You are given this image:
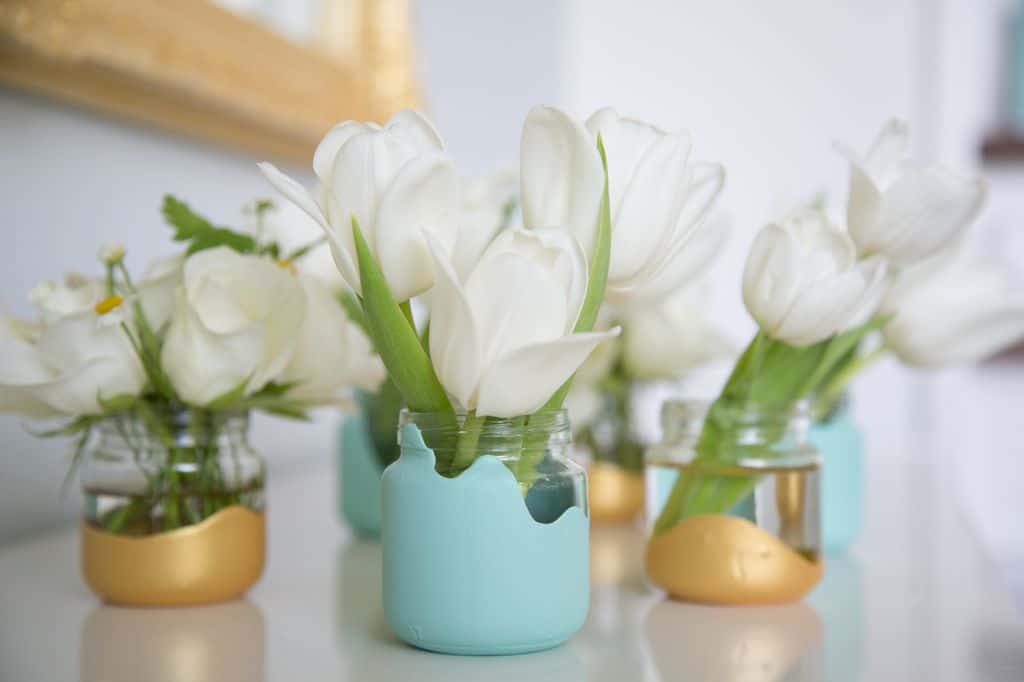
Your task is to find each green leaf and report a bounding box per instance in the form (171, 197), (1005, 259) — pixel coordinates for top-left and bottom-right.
(538, 133), (613, 412)
(98, 393), (139, 412)
(287, 237), (328, 261)
(338, 291), (371, 337)
(352, 218), (451, 413)
(206, 380), (249, 410)
(162, 195), (259, 255)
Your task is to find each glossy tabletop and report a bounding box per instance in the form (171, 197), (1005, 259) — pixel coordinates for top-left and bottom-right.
(1, 450), (1022, 682)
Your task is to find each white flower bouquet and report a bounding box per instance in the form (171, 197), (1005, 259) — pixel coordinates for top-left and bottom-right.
(1, 198), (381, 535)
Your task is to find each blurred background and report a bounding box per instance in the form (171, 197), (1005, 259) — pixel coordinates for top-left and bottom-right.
(1, 0), (1022, 598)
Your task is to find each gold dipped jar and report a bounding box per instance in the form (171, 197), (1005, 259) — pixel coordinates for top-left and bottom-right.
(644, 400), (823, 604)
(80, 407), (266, 606)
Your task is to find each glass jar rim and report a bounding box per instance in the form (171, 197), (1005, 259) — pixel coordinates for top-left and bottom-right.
(660, 398), (810, 426)
(94, 406), (251, 438)
(398, 408), (571, 454)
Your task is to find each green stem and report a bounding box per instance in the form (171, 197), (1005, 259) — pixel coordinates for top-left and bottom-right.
(814, 345), (887, 419)
(399, 300), (416, 332)
(450, 411), (485, 475)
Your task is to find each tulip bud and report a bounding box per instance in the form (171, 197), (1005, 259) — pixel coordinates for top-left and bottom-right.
(742, 207), (887, 347)
(259, 110), (460, 303)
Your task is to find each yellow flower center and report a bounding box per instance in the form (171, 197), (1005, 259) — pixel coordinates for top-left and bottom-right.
(276, 258), (297, 275)
(94, 294), (124, 315)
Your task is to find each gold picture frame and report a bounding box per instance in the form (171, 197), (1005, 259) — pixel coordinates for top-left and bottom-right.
(0, 0), (418, 163)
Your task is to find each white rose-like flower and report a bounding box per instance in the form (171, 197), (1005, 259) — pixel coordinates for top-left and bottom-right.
(29, 274), (105, 323)
(839, 119), (986, 267)
(279, 275), (385, 404)
(161, 247), (306, 405)
(881, 249), (1024, 367)
(136, 254), (183, 330)
(426, 226), (621, 418)
(621, 289), (735, 380)
(521, 106), (725, 303)
(0, 293), (145, 416)
(742, 207), (888, 347)
(258, 109), (460, 303)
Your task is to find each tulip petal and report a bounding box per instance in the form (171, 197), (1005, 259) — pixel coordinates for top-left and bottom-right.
(861, 119), (910, 186)
(875, 168), (987, 266)
(257, 162), (328, 229)
(475, 327), (621, 418)
(476, 226), (588, 332)
(612, 162), (726, 300)
(424, 233), (482, 411)
(466, 249), (571, 371)
(774, 255), (886, 346)
(606, 131), (693, 284)
(312, 121), (378, 181)
(375, 153), (461, 302)
(258, 162), (362, 292)
(742, 223), (800, 335)
(521, 107), (604, 254)
(385, 109), (446, 151)
(585, 108), (665, 218)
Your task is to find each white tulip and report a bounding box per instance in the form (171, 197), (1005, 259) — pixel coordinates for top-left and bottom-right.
(742, 207), (888, 347)
(0, 292), (145, 416)
(451, 170), (518, 279)
(161, 247), (306, 405)
(882, 249), (1024, 367)
(258, 109), (460, 302)
(280, 275), (385, 404)
(838, 119), (986, 267)
(621, 288), (735, 380)
(426, 226), (620, 418)
(521, 106), (725, 303)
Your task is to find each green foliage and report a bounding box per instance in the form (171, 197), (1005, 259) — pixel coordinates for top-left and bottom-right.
(162, 196), (261, 255)
(351, 217), (451, 414)
(653, 316), (890, 534)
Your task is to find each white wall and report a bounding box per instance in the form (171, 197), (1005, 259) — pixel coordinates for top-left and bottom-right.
(0, 89), (337, 544)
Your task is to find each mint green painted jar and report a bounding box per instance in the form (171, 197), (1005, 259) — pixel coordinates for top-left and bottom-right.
(337, 414), (383, 538)
(808, 398), (863, 555)
(382, 411), (590, 655)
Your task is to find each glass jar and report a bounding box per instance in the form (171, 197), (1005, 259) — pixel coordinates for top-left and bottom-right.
(79, 407), (266, 606)
(574, 382), (651, 523)
(400, 409), (587, 522)
(382, 409), (589, 655)
(808, 392), (864, 554)
(644, 399), (823, 604)
(81, 408), (265, 535)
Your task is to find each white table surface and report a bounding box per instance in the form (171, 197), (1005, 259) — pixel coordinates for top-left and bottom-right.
(1, 449), (1022, 682)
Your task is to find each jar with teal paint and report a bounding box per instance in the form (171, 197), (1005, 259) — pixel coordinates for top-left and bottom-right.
(808, 394), (863, 555)
(382, 409), (590, 655)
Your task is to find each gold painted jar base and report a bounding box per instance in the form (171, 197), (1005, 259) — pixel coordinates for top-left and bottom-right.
(81, 506), (265, 607)
(645, 514), (823, 605)
(588, 462), (644, 524)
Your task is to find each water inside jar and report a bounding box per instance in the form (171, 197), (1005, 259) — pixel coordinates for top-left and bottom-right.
(645, 459), (821, 562)
(84, 484), (264, 535)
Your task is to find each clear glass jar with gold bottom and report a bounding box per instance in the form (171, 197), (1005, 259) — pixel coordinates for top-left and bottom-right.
(574, 385), (647, 524)
(644, 399), (823, 605)
(382, 409), (589, 655)
(80, 408), (266, 606)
